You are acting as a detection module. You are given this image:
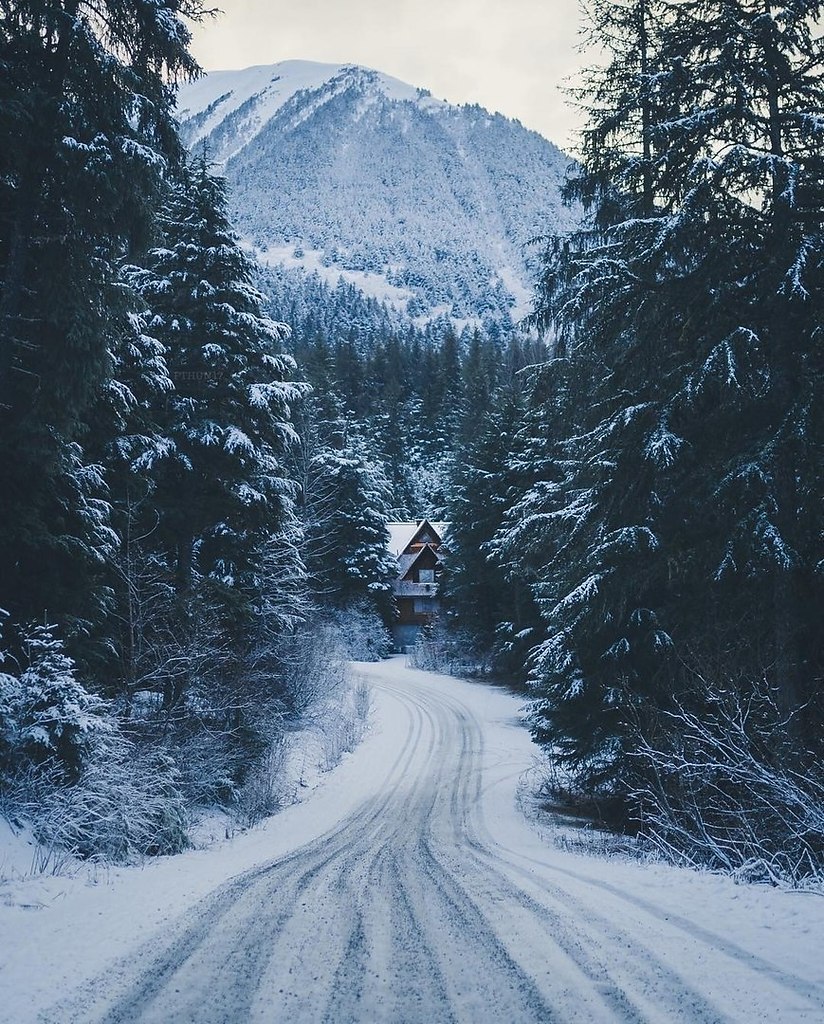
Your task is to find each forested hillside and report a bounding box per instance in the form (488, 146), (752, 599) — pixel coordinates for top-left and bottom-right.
(177, 60), (576, 331)
(254, 259), (543, 518)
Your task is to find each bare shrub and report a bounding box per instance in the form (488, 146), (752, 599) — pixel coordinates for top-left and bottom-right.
(279, 624), (349, 717)
(318, 674), (372, 772)
(232, 734), (289, 828)
(353, 679), (371, 722)
(171, 729), (247, 807)
(630, 682), (824, 888)
(325, 602), (392, 662)
(407, 620), (478, 677)
(277, 603), (385, 717)
(319, 714), (357, 772)
(527, 762), (644, 862)
(28, 838), (77, 878)
(4, 736), (188, 867)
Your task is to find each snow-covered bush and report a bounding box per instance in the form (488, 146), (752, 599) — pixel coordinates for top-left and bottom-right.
(407, 619), (478, 677)
(0, 623), (187, 864)
(272, 617), (373, 773)
(5, 737), (188, 864)
(318, 679), (371, 773)
(167, 700), (288, 813)
(276, 624), (349, 717)
(0, 659), (18, 771)
(170, 729), (248, 808)
(326, 602), (392, 662)
(275, 605), (384, 718)
(630, 682), (824, 888)
(232, 734), (289, 828)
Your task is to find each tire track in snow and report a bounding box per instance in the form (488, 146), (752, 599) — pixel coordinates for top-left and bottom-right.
(408, 674), (822, 1023)
(65, 686), (429, 1024)
(44, 661), (824, 1024)
(410, 681), (723, 1024)
(385, 679), (660, 1023)
(495, 846), (824, 1010)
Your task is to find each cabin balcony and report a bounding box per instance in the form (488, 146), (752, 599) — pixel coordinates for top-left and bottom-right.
(392, 581), (439, 598)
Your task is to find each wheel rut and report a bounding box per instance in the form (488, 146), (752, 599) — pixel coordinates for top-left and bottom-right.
(43, 663), (822, 1024)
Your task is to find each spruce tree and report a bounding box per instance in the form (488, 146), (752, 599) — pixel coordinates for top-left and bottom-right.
(0, 0), (206, 653)
(506, 0), (824, 801)
(302, 423), (396, 618)
(127, 158), (305, 703)
(447, 365), (539, 677)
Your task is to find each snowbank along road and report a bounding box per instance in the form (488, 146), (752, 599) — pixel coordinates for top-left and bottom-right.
(10, 659), (824, 1023)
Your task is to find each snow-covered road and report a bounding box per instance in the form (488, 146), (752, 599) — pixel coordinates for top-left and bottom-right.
(4, 658), (824, 1023)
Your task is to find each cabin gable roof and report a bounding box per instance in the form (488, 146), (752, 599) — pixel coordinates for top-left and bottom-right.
(400, 544), (439, 581)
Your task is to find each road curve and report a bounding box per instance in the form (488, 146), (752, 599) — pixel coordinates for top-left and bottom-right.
(46, 659), (824, 1024)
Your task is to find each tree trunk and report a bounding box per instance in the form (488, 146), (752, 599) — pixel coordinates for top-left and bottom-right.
(638, 0), (654, 215)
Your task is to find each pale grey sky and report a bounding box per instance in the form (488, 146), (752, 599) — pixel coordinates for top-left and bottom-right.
(187, 0), (588, 150)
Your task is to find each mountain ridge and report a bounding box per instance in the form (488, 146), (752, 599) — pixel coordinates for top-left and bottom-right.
(177, 60), (576, 329)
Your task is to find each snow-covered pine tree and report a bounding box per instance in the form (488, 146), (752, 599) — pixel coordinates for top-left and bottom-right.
(302, 420), (397, 620)
(128, 157), (306, 705)
(655, 0), (824, 725)
(508, 0), (824, 804)
(446, 364), (540, 678)
(0, 0), (206, 656)
(459, 330), (499, 441)
(0, 622), (111, 780)
(401, 330), (465, 516)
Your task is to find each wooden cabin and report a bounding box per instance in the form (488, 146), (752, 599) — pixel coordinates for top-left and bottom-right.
(386, 520), (449, 651)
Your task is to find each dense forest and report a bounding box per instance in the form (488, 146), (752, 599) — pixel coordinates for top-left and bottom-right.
(0, 0), (394, 856)
(447, 0), (824, 883)
(1, 0), (822, 885)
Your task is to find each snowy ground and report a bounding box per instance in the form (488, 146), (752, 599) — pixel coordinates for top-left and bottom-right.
(1, 658), (822, 1023)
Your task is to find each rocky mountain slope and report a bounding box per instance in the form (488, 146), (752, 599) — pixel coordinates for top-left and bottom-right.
(177, 61), (576, 329)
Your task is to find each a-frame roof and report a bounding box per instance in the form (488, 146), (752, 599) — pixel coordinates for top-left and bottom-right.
(398, 542), (445, 580)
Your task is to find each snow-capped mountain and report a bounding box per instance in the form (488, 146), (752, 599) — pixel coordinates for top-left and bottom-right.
(177, 60), (576, 327)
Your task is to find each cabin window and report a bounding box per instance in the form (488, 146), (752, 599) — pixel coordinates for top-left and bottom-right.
(414, 597), (436, 614)
(418, 569), (435, 583)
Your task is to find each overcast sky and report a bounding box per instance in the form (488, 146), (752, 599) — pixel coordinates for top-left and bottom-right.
(187, 0), (588, 150)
